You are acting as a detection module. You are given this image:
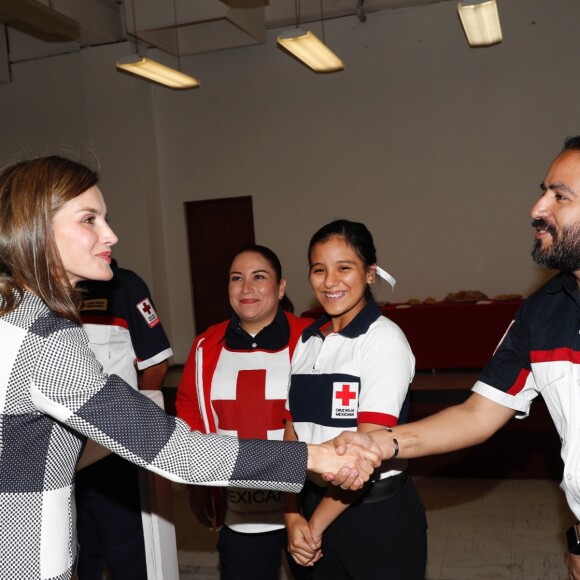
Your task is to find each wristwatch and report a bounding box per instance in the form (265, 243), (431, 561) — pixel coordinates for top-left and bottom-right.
(567, 524), (580, 555)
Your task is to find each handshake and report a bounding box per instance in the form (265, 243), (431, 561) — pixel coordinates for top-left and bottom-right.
(306, 430), (393, 490)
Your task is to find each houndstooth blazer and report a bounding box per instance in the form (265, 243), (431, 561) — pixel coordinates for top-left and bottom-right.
(0, 291), (307, 580)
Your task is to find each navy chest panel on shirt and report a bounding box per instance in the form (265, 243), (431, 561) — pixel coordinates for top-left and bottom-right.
(480, 279), (580, 397)
(528, 291), (580, 352)
(289, 373), (359, 429)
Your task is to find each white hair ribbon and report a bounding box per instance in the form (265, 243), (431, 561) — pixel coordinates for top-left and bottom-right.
(376, 265), (396, 290)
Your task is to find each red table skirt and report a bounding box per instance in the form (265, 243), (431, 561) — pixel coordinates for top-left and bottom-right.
(301, 300), (523, 370)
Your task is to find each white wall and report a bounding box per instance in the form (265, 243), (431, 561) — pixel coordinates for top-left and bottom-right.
(0, 41), (170, 343)
(0, 0), (579, 362)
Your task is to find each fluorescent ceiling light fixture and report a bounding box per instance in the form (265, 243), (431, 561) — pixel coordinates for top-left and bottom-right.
(116, 55), (200, 89)
(457, 0), (502, 47)
(277, 28), (343, 73)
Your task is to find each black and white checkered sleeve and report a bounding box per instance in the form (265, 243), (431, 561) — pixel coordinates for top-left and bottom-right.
(31, 318), (307, 492)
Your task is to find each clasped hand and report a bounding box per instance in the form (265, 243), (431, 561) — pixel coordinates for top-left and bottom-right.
(285, 513), (323, 567)
(308, 430), (383, 490)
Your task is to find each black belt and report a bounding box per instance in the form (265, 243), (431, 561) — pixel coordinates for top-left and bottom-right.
(360, 470), (409, 503)
(302, 471), (409, 514)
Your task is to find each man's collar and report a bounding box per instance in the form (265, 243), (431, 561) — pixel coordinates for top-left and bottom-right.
(561, 271), (580, 298)
(545, 271), (578, 296)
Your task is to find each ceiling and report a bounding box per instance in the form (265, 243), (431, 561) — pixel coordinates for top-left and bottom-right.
(0, 0), (453, 63)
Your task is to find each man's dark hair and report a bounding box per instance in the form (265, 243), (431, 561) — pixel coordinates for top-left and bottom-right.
(563, 136), (580, 151)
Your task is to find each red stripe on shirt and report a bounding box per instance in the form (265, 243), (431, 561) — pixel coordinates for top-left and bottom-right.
(506, 368), (530, 396)
(506, 349), (580, 395)
(358, 411), (397, 427)
(530, 347), (580, 364)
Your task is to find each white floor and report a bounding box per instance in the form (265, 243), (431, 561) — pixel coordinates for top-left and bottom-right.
(173, 476), (571, 580)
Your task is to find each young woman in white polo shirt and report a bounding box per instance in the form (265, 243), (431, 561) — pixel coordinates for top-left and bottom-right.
(284, 219), (427, 579)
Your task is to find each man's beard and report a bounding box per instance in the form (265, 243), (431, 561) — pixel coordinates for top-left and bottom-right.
(532, 218), (580, 272)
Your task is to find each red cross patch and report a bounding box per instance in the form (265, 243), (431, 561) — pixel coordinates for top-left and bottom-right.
(331, 382), (358, 419)
(212, 369), (285, 438)
(137, 298), (160, 328)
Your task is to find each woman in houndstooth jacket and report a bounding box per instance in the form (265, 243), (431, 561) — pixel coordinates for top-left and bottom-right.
(0, 156), (379, 580)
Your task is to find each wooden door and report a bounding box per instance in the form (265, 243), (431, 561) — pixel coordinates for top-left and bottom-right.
(185, 196), (255, 334)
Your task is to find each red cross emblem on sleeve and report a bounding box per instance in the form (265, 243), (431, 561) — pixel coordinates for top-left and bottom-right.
(335, 384), (356, 406)
(136, 298), (160, 328)
(332, 381), (358, 419)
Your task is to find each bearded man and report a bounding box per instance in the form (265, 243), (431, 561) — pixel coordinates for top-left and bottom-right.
(334, 136), (580, 579)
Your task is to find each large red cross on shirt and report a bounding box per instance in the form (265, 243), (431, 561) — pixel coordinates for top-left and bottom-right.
(336, 384), (356, 406)
(212, 369), (285, 439)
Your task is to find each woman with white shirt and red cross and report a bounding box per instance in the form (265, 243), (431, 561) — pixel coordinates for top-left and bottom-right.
(284, 219), (427, 579)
